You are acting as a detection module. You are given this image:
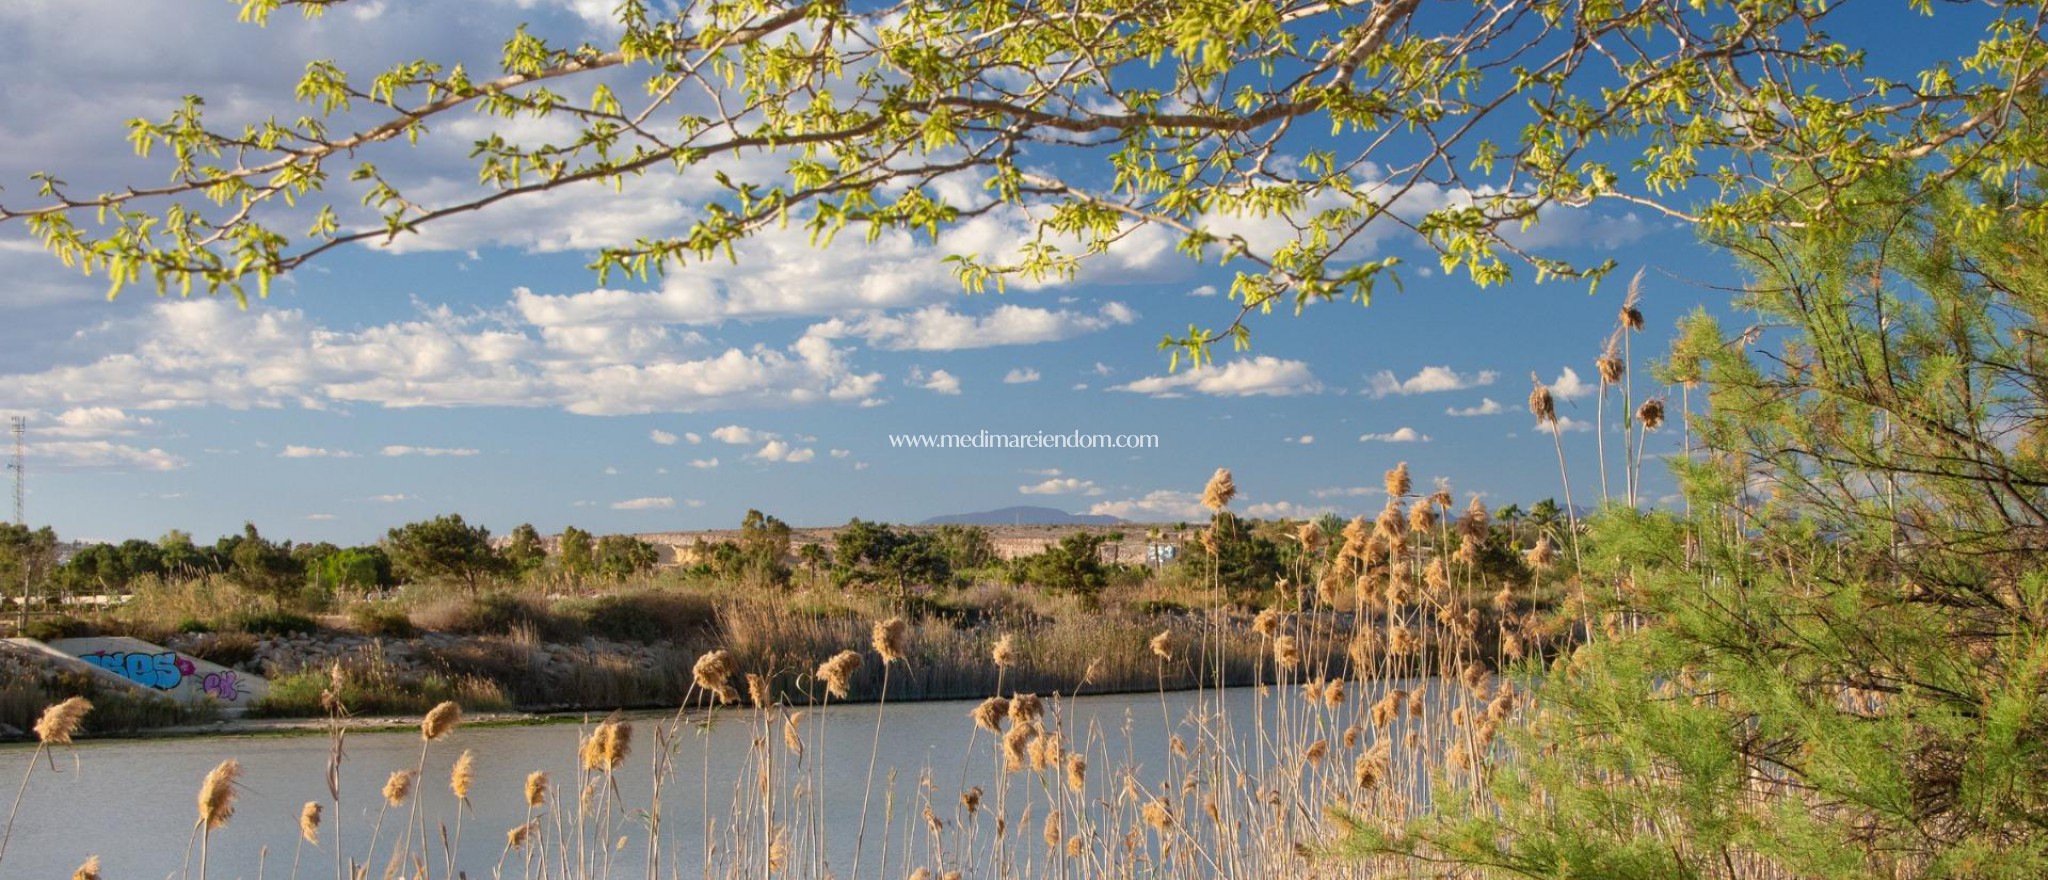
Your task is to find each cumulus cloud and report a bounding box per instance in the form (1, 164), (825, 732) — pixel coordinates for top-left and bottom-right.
(1113, 357), (1322, 398)
(611, 496), (675, 510)
(0, 299), (885, 417)
(41, 407), (158, 439)
(382, 445), (480, 457)
(650, 429), (678, 445)
(38, 441), (186, 472)
(1358, 427), (1430, 443)
(1446, 398), (1505, 417)
(683, 432), (703, 444)
(751, 440), (816, 463)
(280, 446), (358, 459)
(711, 425), (767, 444)
(1088, 490), (1208, 521)
(1366, 366), (1497, 398)
(829, 449), (851, 458)
(805, 302), (1137, 351)
(1020, 477), (1103, 496)
(1244, 501), (1333, 518)
(910, 367), (962, 395)
(1003, 368), (1041, 384)
(1546, 367), (1594, 400)
(1188, 284), (1218, 297)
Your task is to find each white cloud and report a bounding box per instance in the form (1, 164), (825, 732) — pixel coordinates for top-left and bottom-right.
(1020, 477), (1103, 496)
(1088, 490), (1209, 521)
(1539, 415), (1596, 433)
(382, 445), (480, 457)
(37, 440), (186, 472)
(1358, 427), (1431, 443)
(612, 496), (675, 510)
(1446, 398), (1505, 417)
(1113, 357), (1322, 398)
(280, 445), (358, 459)
(910, 367), (962, 395)
(650, 429), (679, 445)
(369, 494), (414, 503)
(685, 498), (706, 508)
(804, 302), (1137, 351)
(751, 440), (816, 463)
(1188, 284), (1218, 297)
(41, 407), (158, 439)
(602, 466), (619, 475)
(1310, 486), (1378, 499)
(305, 513), (338, 521)
(0, 299), (885, 417)
(1546, 367), (1594, 400)
(1003, 368), (1041, 384)
(829, 449), (851, 458)
(1366, 366), (1497, 398)
(1244, 501), (1333, 518)
(1287, 435), (1315, 445)
(683, 432), (703, 444)
(688, 457), (720, 469)
(711, 425), (767, 444)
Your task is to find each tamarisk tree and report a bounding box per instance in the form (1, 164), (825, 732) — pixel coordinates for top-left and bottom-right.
(3, 0), (2046, 363)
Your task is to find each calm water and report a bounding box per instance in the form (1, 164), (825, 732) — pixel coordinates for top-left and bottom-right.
(1, 682), (1456, 879)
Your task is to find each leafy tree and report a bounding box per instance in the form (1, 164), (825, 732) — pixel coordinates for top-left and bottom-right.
(384, 513), (507, 594)
(0, 524), (60, 619)
(1353, 178), (2048, 877)
(222, 522), (303, 599)
(594, 534), (660, 581)
(795, 542), (830, 583)
(929, 524), (997, 572)
(557, 525), (595, 581)
(57, 543), (130, 594)
(1017, 532), (1110, 598)
(832, 518), (947, 592)
(1181, 513), (1282, 604)
(9, 3), (2046, 365)
(504, 522), (547, 575)
(311, 546), (393, 593)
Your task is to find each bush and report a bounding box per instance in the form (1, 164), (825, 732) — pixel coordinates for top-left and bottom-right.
(180, 632), (260, 669)
(347, 604), (417, 638)
(559, 591), (718, 643)
(418, 591), (547, 636)
(175, 617), (213, 634)
(22, 616), (90, 641)
(225, 610), (318, 635)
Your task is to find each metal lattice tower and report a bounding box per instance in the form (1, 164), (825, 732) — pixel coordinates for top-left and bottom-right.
(9, 417), (21, 526)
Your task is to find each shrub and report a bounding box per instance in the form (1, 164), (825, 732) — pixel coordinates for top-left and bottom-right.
(347, 604), (417, 638)
(180, 632), (260, 669)
(559, 590), (718, 643)
(224, 610), (318, 635)
(22, 616), (90, 641)
(417, 591), (547, 636)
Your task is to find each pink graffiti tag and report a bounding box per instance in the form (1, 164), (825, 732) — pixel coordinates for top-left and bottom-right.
(201, 670), (247, 701)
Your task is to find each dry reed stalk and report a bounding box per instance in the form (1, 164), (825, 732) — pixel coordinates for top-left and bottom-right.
(421, 701), (461, 741)
(299, 802), (321, 845)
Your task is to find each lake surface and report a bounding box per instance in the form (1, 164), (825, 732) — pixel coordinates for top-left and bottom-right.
(1, 680), (1462, 879)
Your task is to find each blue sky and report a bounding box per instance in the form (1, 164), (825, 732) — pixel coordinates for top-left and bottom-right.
(0, 0), (1816, 544)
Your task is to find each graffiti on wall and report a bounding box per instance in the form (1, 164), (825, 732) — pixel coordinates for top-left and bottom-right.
(80, 651), (251, 701)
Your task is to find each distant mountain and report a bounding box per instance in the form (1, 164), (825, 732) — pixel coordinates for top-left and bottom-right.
(921, 505), (1125, 526)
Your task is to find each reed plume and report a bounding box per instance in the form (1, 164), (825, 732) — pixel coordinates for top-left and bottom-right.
(1252, 607), (1280, 637)
(1273, 635), (1300, 670)
(783, 712), (806, 755)
(71, 855), (100, 880)
(450, 749), (475, 804)
(872, 617), (907, 664)
(1008, 693), (1044, 724)
(33, 697), (91, 745)
(1066, 754), (1087, 793)
(818, 650), (862, 699)
(747, 672), (772, 708)
(580, 714), (632, 771)
(382, 769), (415, 806)
(961, 787), (983, 813)
(299, 801), (321, 845)
(1201, 467), (1237, 510)
(197, 759), (240, 829)
(1384, 462), (1411, 498)
(1149, 630), (1173, 661)
(692, 649), (739, 704)
(991, 634), (1015, 668)
(970, 697), (1009, 732)
(525, 771), (548, 807)
(1142, 799), (1174, 832)
(1355, 741), (1392, 790)
(506, 821), (533, 851)
(1529, 374), (1556, 424)
(1638, 398), (1665, 430)
(421, 701), (461, 741)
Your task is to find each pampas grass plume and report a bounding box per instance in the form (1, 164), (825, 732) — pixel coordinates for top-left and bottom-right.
(1201, 467), (1236, 511)
(34, 696), (91, 745)
(422, 701), (461, 741)
(299, 800), (321, 845)
(872, 617), (907, 664)
(383, 769), (416, 806)
(818, 650), (862, 699)
(451, 749), (475, 802)
(525, 771), (548, 808)
(197, 759), (241, 830)
(71, 855), (100, 880)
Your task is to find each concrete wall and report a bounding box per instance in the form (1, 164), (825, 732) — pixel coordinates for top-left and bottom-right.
(46, 636), (269, 710)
